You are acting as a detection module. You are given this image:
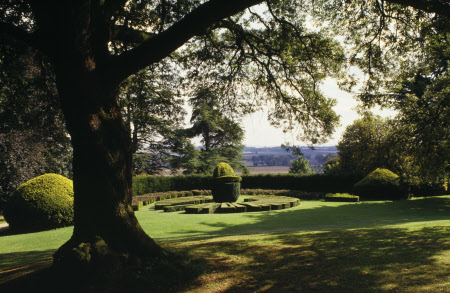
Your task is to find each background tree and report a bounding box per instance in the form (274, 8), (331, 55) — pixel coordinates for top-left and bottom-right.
(168, 133), (202, 175)
(0, 35), (71, 212)
(336, 112), (431, 182)
(289, 156), (315, 175)
(171, 88), (248, 174)
(337, 113), (395, 176)
(314, 0), (449, 182)
(120, 65), (186, 154)
(120, 64), (186, 174)
(390, 68), (450, 182)
(323, 156), (341, 175)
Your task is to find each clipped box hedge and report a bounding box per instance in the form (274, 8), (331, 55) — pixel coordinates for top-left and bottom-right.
(132, 174), (362, 196)
(325, 193), (359, 202)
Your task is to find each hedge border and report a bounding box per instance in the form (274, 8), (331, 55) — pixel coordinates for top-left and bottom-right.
(131, 189), (323, 211)
(132, 174), (362, 196)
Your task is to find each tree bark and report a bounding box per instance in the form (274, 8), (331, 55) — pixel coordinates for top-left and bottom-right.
(52, 67), (165, 274)
(42, 1), (166, 274)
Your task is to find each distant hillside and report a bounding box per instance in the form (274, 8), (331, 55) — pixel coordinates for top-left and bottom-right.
(242, 146), (338, 173)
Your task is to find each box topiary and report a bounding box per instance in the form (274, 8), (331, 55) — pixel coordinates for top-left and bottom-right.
(325, 193), (359, 202)
(353, 168), (406, 200)
(211, 163), (242, 203)
(3, 173), (74, 231)
(213, 162), (236, 177)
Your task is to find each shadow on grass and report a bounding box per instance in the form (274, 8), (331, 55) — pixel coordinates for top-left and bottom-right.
(0, 250), (55, 272)
(183, 196), (450, 238)
(0, 250), (207, 293)
(177, 226), (450, 292)
(0, 250), (54, 292)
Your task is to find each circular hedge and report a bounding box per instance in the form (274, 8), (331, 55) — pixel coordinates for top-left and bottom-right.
(4, 173), (74, 231)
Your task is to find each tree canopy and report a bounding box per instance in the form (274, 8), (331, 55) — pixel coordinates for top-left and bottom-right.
(1, 0), (448, 285)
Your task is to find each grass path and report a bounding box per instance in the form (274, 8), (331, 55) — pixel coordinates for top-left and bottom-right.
(1, 195), (449, 292)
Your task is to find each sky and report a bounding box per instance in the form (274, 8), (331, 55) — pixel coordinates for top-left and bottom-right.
(241, 78), (395, 147)
(188, 77), (396, 148)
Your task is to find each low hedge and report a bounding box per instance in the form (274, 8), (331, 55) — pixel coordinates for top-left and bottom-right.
(131, 190), (211, 211)
(133, 175), (212, 195)
(240, 174), (362, 192)
(325, 193), (359, 202)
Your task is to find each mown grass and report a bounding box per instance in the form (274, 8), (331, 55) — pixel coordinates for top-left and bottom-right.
(1, 195), (449, 292)
(173, 227), (450, 292)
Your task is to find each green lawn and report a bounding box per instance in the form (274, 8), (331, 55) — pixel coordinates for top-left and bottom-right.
(1, 195), (449, 292)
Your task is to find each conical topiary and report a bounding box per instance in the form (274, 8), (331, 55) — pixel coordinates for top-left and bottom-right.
(211, 162), (241, 203)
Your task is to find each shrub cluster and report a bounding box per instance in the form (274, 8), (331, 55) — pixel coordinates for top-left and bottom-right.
(408, 181), (448, 197)
(3, 174), (74, 231)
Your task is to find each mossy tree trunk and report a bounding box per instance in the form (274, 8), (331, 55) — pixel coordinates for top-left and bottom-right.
(45, 3), (166, 274)
(53, 74), (165, 273)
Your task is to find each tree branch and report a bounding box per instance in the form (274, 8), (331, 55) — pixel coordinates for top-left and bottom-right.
(385, 0), (450, 17)
(109, 0), (264, 83)
(111, 25), (156, 44)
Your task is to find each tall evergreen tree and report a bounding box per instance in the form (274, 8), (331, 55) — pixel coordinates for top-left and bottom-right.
(171, 88), (248, 174)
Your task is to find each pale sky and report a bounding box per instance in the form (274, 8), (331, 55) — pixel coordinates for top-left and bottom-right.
(241, 78), (395, 147)
(188, 78), (395, 148)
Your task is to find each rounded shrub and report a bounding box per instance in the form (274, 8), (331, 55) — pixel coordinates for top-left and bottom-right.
(213, 162), (236, 177)
(353, 168), (405, 200)
(211, 163), (241, 203)
(4, 173), (74, 231)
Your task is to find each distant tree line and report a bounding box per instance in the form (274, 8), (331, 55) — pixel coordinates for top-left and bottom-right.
(249, 154), (294, 167)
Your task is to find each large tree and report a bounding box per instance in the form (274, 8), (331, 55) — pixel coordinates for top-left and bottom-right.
(1, 0), (446, 280)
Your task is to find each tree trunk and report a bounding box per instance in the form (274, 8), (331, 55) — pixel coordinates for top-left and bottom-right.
(52, 67), (165, 277)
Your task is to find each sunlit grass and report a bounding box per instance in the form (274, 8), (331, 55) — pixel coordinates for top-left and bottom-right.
(1, 195), (449, 292)
(172, 227), (450, 292)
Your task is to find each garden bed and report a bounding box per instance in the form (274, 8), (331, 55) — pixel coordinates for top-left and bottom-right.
(145, 195), (301, 214)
